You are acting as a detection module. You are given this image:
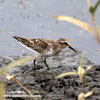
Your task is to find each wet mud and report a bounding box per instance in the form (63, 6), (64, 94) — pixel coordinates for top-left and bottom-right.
(0, 50), (100, 100)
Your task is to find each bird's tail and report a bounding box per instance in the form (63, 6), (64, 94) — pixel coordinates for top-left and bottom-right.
(13, 36), (27, 42)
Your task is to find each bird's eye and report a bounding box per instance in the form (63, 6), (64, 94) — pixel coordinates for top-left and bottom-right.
(64, 42), (68, 45)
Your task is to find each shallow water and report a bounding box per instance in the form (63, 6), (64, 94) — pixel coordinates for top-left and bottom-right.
(0, 0), (100, 64)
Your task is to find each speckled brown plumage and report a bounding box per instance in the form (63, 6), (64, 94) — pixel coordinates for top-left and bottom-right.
(13, 36), (77, 57)
(13, 36), (55, 54)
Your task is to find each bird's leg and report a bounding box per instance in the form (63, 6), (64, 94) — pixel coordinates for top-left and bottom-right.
(32, 58), (37, 74)
(44, 57), (50, 70)
(33, 58), (36, 69)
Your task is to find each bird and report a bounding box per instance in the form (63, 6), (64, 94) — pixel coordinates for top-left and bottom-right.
(13, 36), (77, 70)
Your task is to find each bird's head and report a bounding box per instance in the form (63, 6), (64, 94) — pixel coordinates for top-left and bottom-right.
(56, 38), (77, 53)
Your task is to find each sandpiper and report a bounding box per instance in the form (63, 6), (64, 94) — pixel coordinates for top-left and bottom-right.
(13, 36), (77, 70)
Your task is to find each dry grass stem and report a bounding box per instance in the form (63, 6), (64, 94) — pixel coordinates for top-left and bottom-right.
(55, 16), (94, 35)
(0, 82), (5, 100)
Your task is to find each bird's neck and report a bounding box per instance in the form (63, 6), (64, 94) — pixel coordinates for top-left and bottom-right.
(53, 42), (63, 54)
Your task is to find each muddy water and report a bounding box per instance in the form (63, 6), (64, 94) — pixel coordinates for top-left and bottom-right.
(0, 0), (100, 65)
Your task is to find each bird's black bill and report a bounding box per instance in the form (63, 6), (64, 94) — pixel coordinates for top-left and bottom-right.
(69, 45), (77, 53)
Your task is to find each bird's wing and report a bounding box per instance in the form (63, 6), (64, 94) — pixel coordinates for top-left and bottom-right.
(13, 36), (55, 53)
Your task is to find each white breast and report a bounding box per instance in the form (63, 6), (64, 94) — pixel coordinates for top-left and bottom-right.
(41, 48), (54, 57)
